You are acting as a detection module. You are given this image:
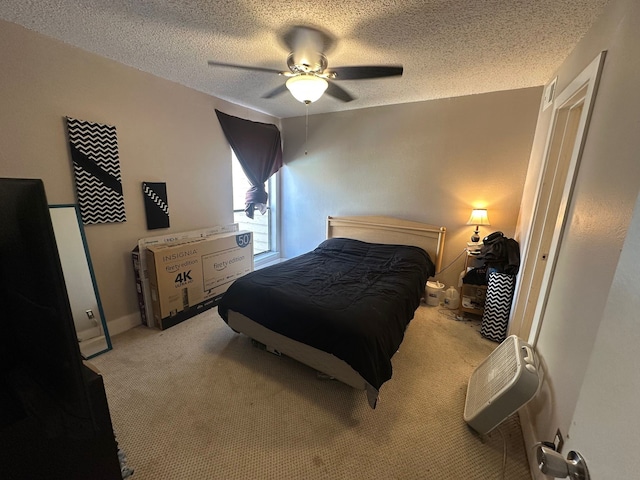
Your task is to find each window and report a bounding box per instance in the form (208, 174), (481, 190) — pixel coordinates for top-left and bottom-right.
(231, 150), (278, 259)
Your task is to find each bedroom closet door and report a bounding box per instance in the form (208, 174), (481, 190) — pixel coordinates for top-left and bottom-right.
(509, 52), (605, 343)
(49, 205), (112, 358)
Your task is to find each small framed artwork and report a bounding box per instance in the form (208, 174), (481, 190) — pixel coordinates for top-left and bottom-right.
(142, 182), (170, 230)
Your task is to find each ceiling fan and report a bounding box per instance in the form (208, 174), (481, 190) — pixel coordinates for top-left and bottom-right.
(207, 25), (403, 104)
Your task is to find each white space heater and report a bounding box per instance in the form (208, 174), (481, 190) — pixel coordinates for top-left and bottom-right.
(464, 335), (540, 435)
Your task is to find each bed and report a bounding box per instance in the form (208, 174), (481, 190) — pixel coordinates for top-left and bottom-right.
(217, 215), (446, 407)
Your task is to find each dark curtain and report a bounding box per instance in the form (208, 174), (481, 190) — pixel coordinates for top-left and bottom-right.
(215, 110), (283, 219)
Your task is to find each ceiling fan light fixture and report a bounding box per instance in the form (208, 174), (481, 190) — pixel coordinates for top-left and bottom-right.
(285, 75), (328, 104)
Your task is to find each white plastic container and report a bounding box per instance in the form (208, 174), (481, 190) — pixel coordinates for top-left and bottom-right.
(443, 286), (460, 309)
(425, 281), (445, 306)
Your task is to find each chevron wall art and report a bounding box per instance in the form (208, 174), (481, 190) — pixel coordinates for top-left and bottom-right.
(66, 117), (126, 225)
(142, 181), (170, 230)
(481, 272), (516, 343)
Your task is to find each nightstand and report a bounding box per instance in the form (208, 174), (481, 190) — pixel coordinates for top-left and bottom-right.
(459, 249), (487, 317)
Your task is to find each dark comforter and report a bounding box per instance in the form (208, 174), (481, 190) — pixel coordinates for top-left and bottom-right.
(218, 237), (435, 391)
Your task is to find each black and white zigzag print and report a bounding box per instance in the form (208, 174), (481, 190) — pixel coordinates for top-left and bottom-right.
(142, 182), (170, 230)
(481, 273), (516, 343)
(66, 117), (126, 225)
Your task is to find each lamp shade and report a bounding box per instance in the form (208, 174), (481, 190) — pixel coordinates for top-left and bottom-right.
(466, 209), (490, 226)
(286, 75), (328, 104)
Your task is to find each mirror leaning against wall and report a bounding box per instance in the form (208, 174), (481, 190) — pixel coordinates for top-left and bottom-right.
(49, 204), (112, 358)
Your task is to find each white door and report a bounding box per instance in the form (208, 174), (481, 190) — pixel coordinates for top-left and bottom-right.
(510, 52), (606, 343)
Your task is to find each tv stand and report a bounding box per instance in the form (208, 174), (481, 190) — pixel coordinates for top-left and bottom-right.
(0, 364), (122, 480)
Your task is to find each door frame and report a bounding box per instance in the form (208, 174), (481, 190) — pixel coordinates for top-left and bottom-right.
(510, 51), (606, 345)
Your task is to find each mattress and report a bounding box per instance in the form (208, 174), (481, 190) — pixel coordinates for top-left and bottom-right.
(218, 237), (435, 401)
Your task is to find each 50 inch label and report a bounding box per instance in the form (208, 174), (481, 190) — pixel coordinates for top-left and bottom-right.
(236, 233), (252, 248)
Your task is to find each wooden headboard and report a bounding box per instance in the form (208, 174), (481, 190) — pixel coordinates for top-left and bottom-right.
(326, 215), (446, 273)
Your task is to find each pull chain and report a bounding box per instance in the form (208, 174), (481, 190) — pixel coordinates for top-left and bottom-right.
(305, 102), (309, 155)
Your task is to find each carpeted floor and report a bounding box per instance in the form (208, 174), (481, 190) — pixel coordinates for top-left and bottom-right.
(92, 304), (532, 479)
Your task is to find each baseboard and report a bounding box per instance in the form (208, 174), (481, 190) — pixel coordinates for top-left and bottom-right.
(519, 406), (545, 480)
(106, 312), (143, 337)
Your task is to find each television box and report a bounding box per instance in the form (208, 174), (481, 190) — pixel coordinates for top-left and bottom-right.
(146, 231), (253, 330)
(136, 223), (239, 328)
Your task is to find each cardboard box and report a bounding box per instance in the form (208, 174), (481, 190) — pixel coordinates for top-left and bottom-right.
(136, 224), (238, 328)
(146, 231), (253, 330)
(131, 246), (147, 326)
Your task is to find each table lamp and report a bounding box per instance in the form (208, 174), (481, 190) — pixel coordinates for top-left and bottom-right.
(467, 209), (490, 243)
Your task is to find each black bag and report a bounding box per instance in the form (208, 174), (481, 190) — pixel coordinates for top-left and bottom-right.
(463, 266), (488, 285)
(477, 232), (506, 264)
(503, 238), (521, 275)
(475, 232), (521, 279)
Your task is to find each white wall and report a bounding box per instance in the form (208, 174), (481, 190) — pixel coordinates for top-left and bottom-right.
(280, 89), (542, 289)
(0, 20), (279, 330)
(0, 18), (541, 332)
(518, 0), (640, 477)
(569, 189), (640, 478)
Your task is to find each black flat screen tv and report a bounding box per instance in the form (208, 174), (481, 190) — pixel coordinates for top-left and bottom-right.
(0, 178), (96, 437)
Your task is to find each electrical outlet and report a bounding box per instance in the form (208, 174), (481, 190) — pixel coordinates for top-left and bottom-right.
(554, 428), (564, 453)
(85, 309), (94, 320)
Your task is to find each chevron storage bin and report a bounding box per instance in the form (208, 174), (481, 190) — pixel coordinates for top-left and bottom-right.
(481, 273), (516, 343)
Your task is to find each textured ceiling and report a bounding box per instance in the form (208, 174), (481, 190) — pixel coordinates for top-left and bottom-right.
(0, 0), (610, 119)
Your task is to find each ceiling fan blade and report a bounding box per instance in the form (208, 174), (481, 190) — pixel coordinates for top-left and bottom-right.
(325, 82), (355, 102)
(261, 84), (289, 99)
(328, 65), (403, 80)
(207, 61), (283, 75)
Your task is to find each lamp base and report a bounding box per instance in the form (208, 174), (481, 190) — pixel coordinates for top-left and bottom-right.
(470, 226), (480, 243)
